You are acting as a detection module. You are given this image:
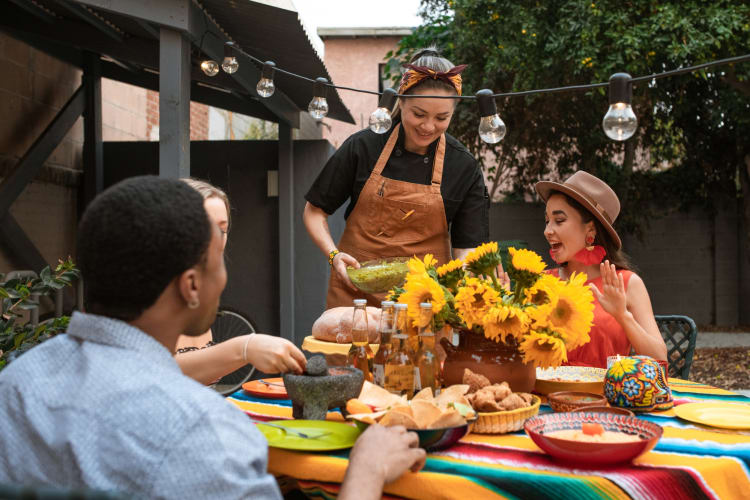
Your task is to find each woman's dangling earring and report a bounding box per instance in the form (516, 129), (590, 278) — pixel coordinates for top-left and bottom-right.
(573, 235), (606, 265)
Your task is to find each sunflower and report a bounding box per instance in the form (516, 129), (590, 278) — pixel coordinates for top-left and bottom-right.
(408, 254), (438, 275)
(508, 247), (546, 274)
(524, 273), (561, 305)
(531, 279), (594, 349)
(519, 330), (568, 368)
(454, 277), (500, 329)
(464, 242), (502, 277)
(482, 303), (529, 343)
(399, 273), (447, 328)
(437, 258), (465, 290)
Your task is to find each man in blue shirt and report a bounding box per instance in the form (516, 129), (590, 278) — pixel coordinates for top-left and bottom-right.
(0, 176), (425, 499)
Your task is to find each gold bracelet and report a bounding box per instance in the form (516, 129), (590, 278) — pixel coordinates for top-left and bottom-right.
(328, 249), (340, 266)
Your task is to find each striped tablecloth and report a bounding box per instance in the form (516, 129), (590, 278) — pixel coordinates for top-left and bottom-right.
(227, 379), (750, 500)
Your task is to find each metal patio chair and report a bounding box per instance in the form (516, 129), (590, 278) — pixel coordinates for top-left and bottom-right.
(210, 306), (258, 396)
(654, 314), (698, 379)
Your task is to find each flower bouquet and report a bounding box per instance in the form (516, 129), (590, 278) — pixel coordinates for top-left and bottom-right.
(388, 242), (595, 369)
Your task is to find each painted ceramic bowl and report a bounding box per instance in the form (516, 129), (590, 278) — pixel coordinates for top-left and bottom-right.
(547, 391), (607, 412)
(570, 406), (635, 417)
(604, 356), (674, 412)
(524, 412), (662, 465)
(346, 257), (408, 294)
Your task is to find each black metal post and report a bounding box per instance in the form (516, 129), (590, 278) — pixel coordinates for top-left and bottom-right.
(159, 27), (191, 178)
(82, 51), (103, 213)
(278, 122), (295, 342)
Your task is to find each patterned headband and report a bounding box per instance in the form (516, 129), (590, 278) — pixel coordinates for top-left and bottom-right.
(398, 64), (468, 96)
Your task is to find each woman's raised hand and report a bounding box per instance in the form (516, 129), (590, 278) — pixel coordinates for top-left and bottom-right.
(333, 252), (360, 291)
(589, 260), (628, 321)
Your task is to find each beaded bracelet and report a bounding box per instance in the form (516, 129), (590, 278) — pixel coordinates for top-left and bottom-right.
(328, 249), (340, 266)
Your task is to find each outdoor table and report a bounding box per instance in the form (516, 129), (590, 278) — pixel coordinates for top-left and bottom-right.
(227, 379), (750, 499)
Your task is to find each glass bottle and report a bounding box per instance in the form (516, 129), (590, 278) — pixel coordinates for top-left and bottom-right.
(415, 302), (441, 394)
(384, 303), (415, 397)
(372, 300), (394, 387)
(347, 299), (373, 382)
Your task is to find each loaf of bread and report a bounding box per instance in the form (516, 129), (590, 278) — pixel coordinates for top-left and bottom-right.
(312, 306), (381, 343)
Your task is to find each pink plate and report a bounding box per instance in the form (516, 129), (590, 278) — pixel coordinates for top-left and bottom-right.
(524, 411), (662, 465)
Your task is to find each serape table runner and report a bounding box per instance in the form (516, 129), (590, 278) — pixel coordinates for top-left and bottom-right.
(227, 379), (750, 499)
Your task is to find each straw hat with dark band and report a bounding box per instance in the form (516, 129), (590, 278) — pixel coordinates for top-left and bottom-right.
(535, 171), (622, 250)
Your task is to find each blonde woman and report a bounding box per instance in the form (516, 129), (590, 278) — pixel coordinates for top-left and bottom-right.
(175, 178), (306, 384)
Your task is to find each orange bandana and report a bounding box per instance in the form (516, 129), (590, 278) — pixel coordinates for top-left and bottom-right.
(399, 64), (468, 96)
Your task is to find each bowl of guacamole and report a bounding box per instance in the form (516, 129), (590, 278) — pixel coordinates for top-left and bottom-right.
(346, 257), (409, 294)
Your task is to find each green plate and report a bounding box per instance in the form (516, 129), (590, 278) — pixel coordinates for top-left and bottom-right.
(256, 420), (361, 451)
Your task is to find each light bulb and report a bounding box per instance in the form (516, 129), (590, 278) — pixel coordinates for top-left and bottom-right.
(222, 41), (239, 74)
(478, 114), (506, 143)
(308, 97), (328, 121)
(308, 77), (329, 121)
(369, 88), (397, 134)
(602, 102), (637, 141)
(602, 73), (637, 141)
(222, 56), (238, 74)
(256, 61), (276, 98)
(200, 59), (219, 77)
(369, 107), (392, 133)
(256, 77), (275, 97)
(475, 89), (506, 143)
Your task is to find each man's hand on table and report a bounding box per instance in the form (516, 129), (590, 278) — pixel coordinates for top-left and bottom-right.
(340, 424), (426, 500)
(244, 334), (306, 374)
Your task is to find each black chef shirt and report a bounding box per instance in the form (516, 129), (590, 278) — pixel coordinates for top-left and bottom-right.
(305, 124), (489, 249)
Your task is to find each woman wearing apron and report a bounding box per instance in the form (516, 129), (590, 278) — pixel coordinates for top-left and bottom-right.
(304, 48), (490, 308)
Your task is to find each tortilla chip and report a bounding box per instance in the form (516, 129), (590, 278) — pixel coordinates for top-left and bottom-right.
(390, 404), (414, 418)
(435, 384), (470, 407)
(347, 410), (387, 425)
(358, 381), (404, 409)
(410, 400), (443, 429)
(412, 387), (434, 402)
(379, 410), (419, 429)
(428, 408), (466, 429)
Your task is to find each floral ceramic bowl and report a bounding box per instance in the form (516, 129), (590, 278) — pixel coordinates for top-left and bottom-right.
(604, 356), (673, 412)
(525, 411), (662, 465)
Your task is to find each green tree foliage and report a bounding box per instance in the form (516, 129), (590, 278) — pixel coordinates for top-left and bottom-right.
(387, 0), (750, 239)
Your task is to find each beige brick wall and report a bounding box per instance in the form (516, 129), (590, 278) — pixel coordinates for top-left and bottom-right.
(102, 79), (149, 141)
(0, 33), (82, 274)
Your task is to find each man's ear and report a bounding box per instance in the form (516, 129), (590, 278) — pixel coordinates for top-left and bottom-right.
(177, 267), (201, 308)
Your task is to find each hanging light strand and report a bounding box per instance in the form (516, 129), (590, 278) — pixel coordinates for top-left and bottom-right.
(222, 42), (750, 139)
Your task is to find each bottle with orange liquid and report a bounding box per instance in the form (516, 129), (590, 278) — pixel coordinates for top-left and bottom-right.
(372, 300), (394, 387)
(346, 299), (374, 381)
(384, 303), (415, 397)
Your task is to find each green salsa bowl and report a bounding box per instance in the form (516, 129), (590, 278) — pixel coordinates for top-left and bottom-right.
(346, 257), (409, 294)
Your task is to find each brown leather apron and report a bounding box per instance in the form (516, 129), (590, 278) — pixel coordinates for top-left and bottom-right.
(326, 124), (452, 309)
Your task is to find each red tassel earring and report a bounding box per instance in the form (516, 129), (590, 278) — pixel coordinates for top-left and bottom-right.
(574, 235), (606, 266)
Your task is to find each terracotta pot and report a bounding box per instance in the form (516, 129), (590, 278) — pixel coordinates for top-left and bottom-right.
(441, 331), (536, 392)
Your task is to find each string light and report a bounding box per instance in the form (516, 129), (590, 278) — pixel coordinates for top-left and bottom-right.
(369, 88), (397, 134)
(475, 89), (506, 143)
(200, 59), (219, 77)
(222, 41), (239, 74)
(221, 42), (750, 142)
(308, 77), (329, 121)
(602, 73), (637, 141)
(256, 61), (276, 98)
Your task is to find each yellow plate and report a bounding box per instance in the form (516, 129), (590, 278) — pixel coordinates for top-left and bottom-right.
(674, 402), (750, 430)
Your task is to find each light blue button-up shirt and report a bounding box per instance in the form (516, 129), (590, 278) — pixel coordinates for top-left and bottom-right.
(0, 312), (281, 499)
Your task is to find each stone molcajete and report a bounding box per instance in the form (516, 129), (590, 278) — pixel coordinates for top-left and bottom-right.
(283, 355), (364, 420)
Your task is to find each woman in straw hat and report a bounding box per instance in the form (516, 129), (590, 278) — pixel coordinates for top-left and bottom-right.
(535, 171), (667, 368)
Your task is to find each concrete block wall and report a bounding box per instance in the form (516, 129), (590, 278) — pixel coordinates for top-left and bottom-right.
(0, 33), (82, 274)
(102, 79), (149, 142)
(490, 201), (746, 326)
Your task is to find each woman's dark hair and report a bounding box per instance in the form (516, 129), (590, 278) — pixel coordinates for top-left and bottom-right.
(559, 193), (634, 271)
(77, 176), (213, 321)
(392, 46), (458, 121)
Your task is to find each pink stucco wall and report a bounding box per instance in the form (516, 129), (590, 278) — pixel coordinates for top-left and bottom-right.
(320, 36), (402, 149)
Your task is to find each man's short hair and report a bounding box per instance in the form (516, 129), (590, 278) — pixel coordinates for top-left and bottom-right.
(78, 176), (212, 321)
